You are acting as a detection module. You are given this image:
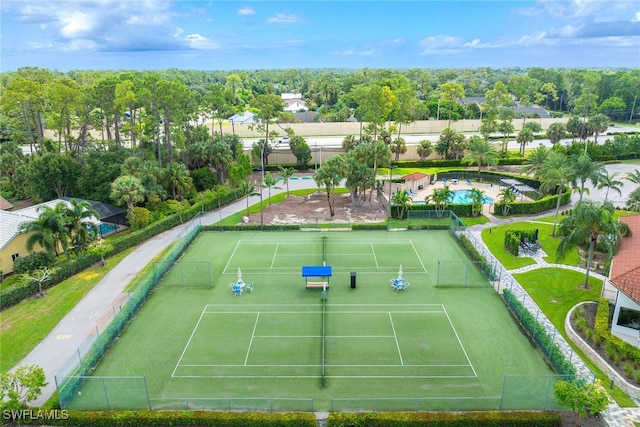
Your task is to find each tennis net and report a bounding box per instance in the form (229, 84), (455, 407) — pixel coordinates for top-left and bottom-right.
(322, 235), (327, 266)
(321, 293), (327, 387)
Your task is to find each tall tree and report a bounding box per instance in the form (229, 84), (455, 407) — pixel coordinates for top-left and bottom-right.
(520, 144), (550, 178)
(110, 175), (145, 222)
(64, 199), (99, 254)
(462, 136), (498, 180)
(597, 171), (623, 203)
(538, 152), (573, 236)
(557, 200), (630, 289)
(313, 155), (346, 217)
(438, 82), (465, 128)
(278, 166), (296, 196)
(570, 154), (605, 202)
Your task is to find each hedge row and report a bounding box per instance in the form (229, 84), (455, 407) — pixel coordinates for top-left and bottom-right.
(0, 190), (244, 311)
(326, 411), (562, 426)
(502, 289), (576, 377)
(495, 191), (572, 217)
(504, 229), (538, 256)
(394, 157), (528, 169)
(455, 234), (497, 281)
(21, 410), (316, 427)
(594, 298), (640, 365)
(202, 224), (300, 231)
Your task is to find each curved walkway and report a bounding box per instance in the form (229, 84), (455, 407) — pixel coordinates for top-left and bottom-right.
(466, 218), (640, 427)
(14, 180), (640, 426)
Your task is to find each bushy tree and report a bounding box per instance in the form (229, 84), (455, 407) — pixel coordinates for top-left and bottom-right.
(0, 365), (47, 411)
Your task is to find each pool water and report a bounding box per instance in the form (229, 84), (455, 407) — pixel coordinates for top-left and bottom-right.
(451, 189), (494, 204)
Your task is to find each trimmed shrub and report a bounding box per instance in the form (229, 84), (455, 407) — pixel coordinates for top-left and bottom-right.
(32, 410), (316, 427)
(327, 411), (561, 426)
(13, 251), (55, 274)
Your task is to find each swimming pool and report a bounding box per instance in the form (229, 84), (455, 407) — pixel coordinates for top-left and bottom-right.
(412, 190), (494, 205)
(451, 189), (494, 204)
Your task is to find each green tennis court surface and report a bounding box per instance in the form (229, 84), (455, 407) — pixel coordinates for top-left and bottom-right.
(66, 231), (561, 411)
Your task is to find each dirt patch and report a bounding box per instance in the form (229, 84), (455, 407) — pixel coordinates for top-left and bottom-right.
(245, 192), (388, 225)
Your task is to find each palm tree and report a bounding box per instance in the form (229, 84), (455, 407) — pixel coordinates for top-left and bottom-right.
(19, 203), (71, 260)
(624, 170), (640, 184)
(546, 122), (566, 145)
(570, 154), (606, 202)
(497, 186), (517, 216)
(627, 187), (640, 212)
(597, 171), (624, 203)
(391, 190), (412, 220)
(278, 166), (296, 196)
(461, 136), (498, 180)
(313, 156), (346, 217)
(238, 180), (260, 216)
(538, 152), (573, 236)
(516, 127), (534, 156)
(64, 199), (99, 254)
(263, 172), (281, 207)
(520, 145), (549, 178)
(428, 185), (454, 218)
(164, 162), (193, 200)
(557, 201), (631, 289)
(110, 175), (146, 222)
(467, 187), (486, 217)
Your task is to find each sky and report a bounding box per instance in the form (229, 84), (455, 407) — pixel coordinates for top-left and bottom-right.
(1, 0), (639, 72)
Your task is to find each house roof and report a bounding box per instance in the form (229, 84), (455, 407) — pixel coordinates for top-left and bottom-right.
(59, 197), (126, 223)
(457, 97), (551, 118)
(228, 111), (258, 124)
(610, 215), (640, 303)
(0, 196), (13, 211)
(402, 172), (429, 181)
(0, 199), (101, 251)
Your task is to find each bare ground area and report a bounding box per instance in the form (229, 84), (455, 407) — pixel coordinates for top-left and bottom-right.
(245, 192), (388, 225)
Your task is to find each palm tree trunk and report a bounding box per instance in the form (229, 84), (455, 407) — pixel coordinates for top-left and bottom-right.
(552, 189), (563, 237)
(583, 240), (596, 288)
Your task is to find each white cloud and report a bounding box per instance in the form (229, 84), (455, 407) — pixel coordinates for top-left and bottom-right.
(14, 0), (183, 52)
(634, 11), (640, 23)
(266, 13), (303, 24)
(237, 6), (255, 16)
(184, 34), (221, 50)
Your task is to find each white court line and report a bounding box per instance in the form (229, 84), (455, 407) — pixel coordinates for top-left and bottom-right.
(244, 313), (260, 366)
(389, 312), (404, 366)
(370, 243), (379, 268)
(222, 240), (241, 275)
(173, 374), (477, 379)
(410, 239), (428, 273)
(180, 363), (469, 368)
(270, 244), (279, 269)
(255, 335), (395, 338)
(443, 307), (477, 378)
(172, 306), (207, 377)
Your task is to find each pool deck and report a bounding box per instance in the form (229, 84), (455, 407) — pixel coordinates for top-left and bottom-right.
(405, 178), (531, 215)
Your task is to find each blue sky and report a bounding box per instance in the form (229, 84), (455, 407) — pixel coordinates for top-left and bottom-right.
(1, 0), (639, 71)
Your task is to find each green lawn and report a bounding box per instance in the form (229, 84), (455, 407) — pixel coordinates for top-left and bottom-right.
(481, 221), (580, 269)
(65, 231), (559, 412)
(512, 267), (636, 406)
(0, 248), (135, 372)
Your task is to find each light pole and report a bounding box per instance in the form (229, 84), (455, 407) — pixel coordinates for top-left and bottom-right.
(260, 141), (265, 228)
(388, 165), (397, 218)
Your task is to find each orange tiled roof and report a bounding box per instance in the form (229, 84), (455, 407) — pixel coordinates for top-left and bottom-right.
(0, 196), (13, 211)
(402, 172), (429, 181)
(610, 215), (640, 303)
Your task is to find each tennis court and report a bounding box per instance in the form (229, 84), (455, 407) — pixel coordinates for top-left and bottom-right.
(65, 231), (560, 411)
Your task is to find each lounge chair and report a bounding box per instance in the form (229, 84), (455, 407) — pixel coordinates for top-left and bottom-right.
(442, 178), (447, 184)
(466, 179), (472, 185)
